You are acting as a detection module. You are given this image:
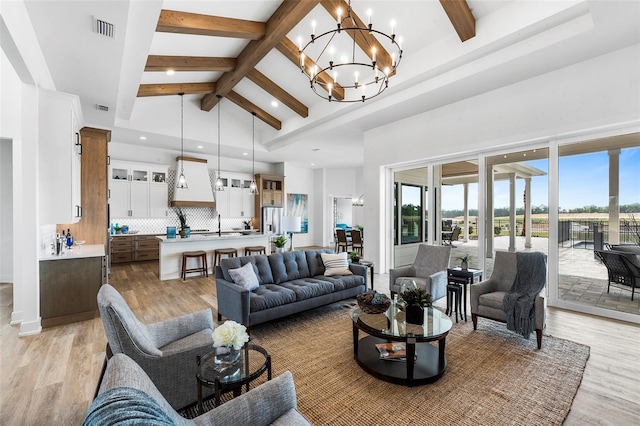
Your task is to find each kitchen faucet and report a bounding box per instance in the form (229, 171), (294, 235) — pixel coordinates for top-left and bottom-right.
(218, 214), (221, 237)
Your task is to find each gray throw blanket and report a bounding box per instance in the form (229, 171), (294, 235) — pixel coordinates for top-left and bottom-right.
(83, 387), (176, 426)
(502, 252), (547, 339)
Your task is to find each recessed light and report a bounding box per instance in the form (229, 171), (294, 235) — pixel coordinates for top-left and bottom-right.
(271, 100), (278, 107)
(243, 152), (248, 156)
(166, 69), (175, 76)
(310, 163), (315, 166)
(139, 136), (147, 140)
(197, 145), (203, 149)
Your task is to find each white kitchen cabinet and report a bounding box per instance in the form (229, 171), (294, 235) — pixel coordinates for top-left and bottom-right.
(109, 161), (168, 218)
(38, 89), (83, 225)
(213, 173), (253, 218)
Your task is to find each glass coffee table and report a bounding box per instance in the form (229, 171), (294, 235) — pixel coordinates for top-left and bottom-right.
(351, 300), (452, 386)
(196, 344), (271, 414)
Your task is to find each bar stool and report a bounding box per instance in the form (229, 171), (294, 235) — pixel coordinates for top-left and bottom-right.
(181, 250), (208, 281)
(244, 246), (266, 256)
(214, 248), (238, 266)
(446, 283), (463, 323)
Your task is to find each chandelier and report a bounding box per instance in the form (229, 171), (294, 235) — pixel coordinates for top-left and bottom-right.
(298, 1), (402, 102)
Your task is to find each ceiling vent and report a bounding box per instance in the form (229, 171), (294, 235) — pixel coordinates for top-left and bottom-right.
(96, 104), (109, 112)
(94, 18), (115, 38)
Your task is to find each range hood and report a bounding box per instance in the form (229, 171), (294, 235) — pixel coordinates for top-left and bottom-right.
(170, 157), (215, 208)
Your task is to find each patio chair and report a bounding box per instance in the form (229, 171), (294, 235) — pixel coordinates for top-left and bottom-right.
(97, 284), (215, 409)
(443, 226), (461, 247)
(594, 249), (640, 301)
(389, 244), (451, 301)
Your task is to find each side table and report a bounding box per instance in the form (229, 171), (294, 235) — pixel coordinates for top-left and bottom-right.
(196, 343), (271, 415)
(446, 267), (483, 322)
(357, 260), (375, 290)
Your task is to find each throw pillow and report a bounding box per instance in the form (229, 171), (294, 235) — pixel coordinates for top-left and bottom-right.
(228, 262), (260, 291)
(321, 252), (353, 276)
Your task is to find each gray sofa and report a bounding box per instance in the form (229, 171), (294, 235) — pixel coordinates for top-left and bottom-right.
(215, 249), (368, 327)
(84, 353), (310, 425)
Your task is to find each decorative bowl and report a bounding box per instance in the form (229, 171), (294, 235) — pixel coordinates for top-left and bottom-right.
(356, 291), (391, 314)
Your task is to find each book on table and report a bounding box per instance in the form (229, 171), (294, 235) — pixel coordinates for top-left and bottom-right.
(375, 342), (412, 362)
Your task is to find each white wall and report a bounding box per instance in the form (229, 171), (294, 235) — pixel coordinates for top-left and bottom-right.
(364, 44), (640, 270)
(0, 139), (13, 282)
(283, 163), (315, 247)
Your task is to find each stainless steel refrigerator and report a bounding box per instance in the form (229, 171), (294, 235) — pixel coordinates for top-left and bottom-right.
(262, 207), (283, 235)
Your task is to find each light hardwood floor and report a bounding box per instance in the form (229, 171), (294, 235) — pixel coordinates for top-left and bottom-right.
(1, 261), (638, 425)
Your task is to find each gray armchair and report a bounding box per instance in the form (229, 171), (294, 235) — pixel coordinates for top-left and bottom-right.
(85, 353), (311, 426)
(470, 251), (546, 349)
(389, 244), (452, 301)
(97, 284), (215, 410)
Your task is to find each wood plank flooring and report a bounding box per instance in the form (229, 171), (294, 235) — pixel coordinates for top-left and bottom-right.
(1, 261), (638, 425)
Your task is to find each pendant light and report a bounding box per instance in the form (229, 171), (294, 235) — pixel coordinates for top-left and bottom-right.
(248, 112), (259, 194)
(176, 93), (188, 189)
(214, 95), (225, 191)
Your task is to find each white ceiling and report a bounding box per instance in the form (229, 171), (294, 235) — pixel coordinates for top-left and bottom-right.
(22, 0), (640, 168)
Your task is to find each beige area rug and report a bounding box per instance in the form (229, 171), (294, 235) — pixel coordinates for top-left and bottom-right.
(248, 304), (590, 426)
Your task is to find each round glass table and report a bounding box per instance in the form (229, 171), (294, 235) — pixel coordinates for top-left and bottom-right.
(351, 300), (453, 386)
(196, 343), (271, 414)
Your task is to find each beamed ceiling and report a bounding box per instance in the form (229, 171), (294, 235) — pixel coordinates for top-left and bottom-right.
(138, 0), (476, 130)
(19, 1), (640, 169)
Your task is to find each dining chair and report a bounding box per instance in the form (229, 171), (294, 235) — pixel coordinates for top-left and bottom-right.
(351, 229), (363, 255)
(336, 229), (351, 253)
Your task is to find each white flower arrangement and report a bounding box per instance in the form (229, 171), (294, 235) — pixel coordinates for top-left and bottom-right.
(212, 320), (249, 350)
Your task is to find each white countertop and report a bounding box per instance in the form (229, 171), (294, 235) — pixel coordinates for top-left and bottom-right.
(156, 233), (266, 243)
(40, 244), (105, 261)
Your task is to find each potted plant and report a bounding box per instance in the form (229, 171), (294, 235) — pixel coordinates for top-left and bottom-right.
(174, 207), (189, 238)
(349, 251), (361, 263)
(398, 280), (432, 325)
(456, 254), (470, 270)
(273, 235), (288, 253)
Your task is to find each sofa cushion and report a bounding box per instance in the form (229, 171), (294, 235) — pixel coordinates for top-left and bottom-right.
(278, 278), (335, 300)
(269, 251), (311, 285)
(83, 386), (176, 426)
(313, 274), (365, 291)
(306, 249), (333, 277)
(228, 262), (260, 291)
(250, 284), (297, 313)
(321, 252), (353, 276)
(220, 255), (274, 285)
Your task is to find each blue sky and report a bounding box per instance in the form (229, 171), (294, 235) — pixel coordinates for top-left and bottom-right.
(435, 147), (639, 211)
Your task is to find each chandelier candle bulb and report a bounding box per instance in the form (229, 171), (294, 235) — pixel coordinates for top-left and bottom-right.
(367, 9), (372, 25)
(311, 20), (316, 39)
(337, 8), (341, 25)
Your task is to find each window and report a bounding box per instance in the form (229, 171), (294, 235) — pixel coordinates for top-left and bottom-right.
(401, 184), (423, 244)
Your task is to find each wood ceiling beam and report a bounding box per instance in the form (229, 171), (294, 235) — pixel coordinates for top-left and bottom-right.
(226, 91), (281, 131)
(145, 55), (236, 72)
(137, 83), (216, 97)
(320, 0), (395, 73)
(439, 0), (476, 42)
(156, 9), (266, 39)
(276, 38), (345, 101)
(246, 69), (308, 118)
(201, 0), (321, 111)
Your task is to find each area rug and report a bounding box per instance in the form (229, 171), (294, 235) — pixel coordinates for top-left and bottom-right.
(245, 304), (590, 426)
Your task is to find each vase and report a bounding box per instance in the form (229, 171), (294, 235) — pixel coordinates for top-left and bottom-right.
(406, 303), (424, 325)
(214, 346), (242, 367)
(461, 260), (468, 270)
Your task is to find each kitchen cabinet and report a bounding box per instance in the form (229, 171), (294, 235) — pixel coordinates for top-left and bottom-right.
(38, 89), (84, 225)
(111, 234), (159, 263)
(39, 245), (105, 328)
(109, 161), (168, 219)
(215, 173), (254, 218)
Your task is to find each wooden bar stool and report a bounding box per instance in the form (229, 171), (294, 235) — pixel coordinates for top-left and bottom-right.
(214, 248), (238, 266)
(181, 250), (208, 281)
(244, 246), (266, 256)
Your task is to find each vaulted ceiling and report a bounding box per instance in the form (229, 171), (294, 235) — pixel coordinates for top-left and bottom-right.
(20, 1), (640, 168)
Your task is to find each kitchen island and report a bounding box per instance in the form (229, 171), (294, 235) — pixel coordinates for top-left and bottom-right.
(156, 233), (270, 280)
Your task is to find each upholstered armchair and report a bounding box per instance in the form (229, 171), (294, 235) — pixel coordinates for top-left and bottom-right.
(97, 284), (215, 410)
(470, 251), (546, 349)
(86, 354), (311, 426)
(389, 244), (452, 301)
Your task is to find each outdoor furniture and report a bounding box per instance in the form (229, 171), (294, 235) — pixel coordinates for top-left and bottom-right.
(97, 284), (215, 409)
(595, 249), (640, 301)
(389, 244), (452, 301)
(470, 251), (546, 349)
(442, 226), (461, 246)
